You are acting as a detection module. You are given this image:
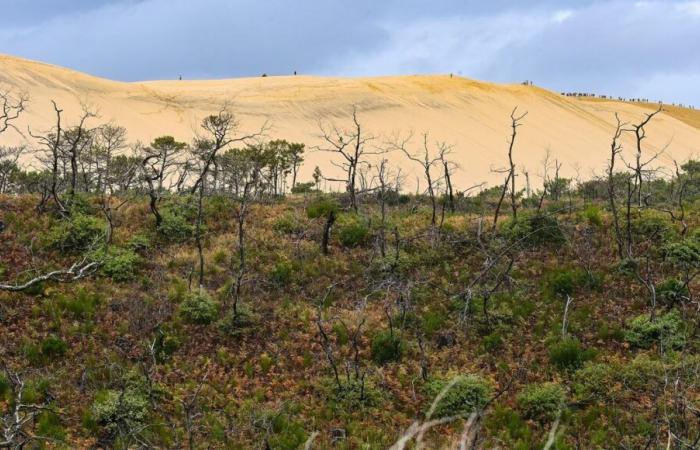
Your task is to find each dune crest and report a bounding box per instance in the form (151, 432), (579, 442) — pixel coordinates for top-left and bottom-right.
(1, 54), (699, 188)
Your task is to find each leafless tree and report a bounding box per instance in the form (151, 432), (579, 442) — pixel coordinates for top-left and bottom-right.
(0, 90), (27, 136)
(316, 106), (379, 211)
(493, 107), (527, 229)
(60, 107), (97, 197)
(30, 101), (67, 215)
(629, 105), (663, 206)
(392, 132), (451, 226)
(607, 114), (626, 260)
(190, 109), (268, 290)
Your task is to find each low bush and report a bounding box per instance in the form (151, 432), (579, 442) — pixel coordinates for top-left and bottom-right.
(40, 335), (68, 359)
(517, 382), (566, 421)
(655, 278), (689, 308)
(574, 362), (618, 401)
(158, 211), (194, 243)
(291, 181), (315, 194)
(127, 233), (152, 254)
(425, 374), (491, 418)
(45, 214), (105, 252)
(582, 204), (603, 227)
(625, 309), (686, 349)
(270, 260), (294, 286)
(90, 375), (151, 435)
(336, 214), (370, 248)
(631, 211), (676, 243)
(501, 213), (566, 248)
(273, 213), (305, 234)
(306, 196), (339, 219)
(548, 337), (594, 371)
(371, 330), (404, 365)
(99, 247), (142, 282)
(179, 290), (218, 325)
(56, 288), (101, 320)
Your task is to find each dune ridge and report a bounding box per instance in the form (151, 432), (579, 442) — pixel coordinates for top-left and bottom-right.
(1, 53), (699, 188)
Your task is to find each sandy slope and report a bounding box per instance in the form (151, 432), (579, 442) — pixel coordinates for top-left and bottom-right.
(1, 53), (699, 190)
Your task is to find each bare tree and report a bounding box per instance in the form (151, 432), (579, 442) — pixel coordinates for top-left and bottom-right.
(607, 114), (626, 260)
(0, 90), (27, 136)
(190, 110), (268, 290)
(629, 105), (663, 206)
(493, 107), (527, 229)
(30, 101), (67, 215)
(392, 132), (451, 226)
(61, 107), (97, 197)
(317, 106), (379, 211)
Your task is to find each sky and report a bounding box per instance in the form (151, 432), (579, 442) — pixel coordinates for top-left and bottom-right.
(1, 0), (699, 105)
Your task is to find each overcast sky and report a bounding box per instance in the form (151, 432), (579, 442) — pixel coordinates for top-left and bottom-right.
(1, 0), (699, 105)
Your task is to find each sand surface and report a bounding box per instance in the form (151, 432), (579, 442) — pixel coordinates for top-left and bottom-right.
(2, 54), (699, 190)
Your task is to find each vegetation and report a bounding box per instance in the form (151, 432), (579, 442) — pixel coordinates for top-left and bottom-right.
(2, 99), (700, 448)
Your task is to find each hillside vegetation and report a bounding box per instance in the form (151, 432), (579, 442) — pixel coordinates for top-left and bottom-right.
(1, 91), (700, 449)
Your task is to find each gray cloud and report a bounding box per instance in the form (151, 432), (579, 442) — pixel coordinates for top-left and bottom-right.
(0, 0), (698, 105)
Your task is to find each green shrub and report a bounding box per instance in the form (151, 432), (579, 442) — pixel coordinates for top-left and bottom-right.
(483, 331), (504, 352)
(99, 247), (142, 282)
(273, 213), (305, 234)
(41, 335), (68, 359)
(270, 260), (294, 286)
(324, 377), (383, 410)
(127, 233), (152, 254)
(501, 213), (566, 248)
(548, 337), (593, 371)
(426, 374), (491, 418)
(547, 268), (579, 297)
(259, 353), (274, 374)
(152, 329), (181, 363)
(625, 309), (686, 349)
(665, 239), (700, 268)
(336, 214), (369, 247)
(631, 211), (676, 243)
(517, 383), (566, 421)
(158, 211), (194, 243)
(45, 214), (105, 252)
(574, 363), (618, 401)
(306, 196), (339, 219)
(422, 310), (447, 338)
(36, 411), (66, 441)
(656, 278), (689, 308)
(179, 290), (218, 325)
(91, 381), (150, 434)
(291, 181), (315, 194)
(371, 331), (404, 365)
(267, 410), (307, 450)
(582, 205), (603, 227)
(57, 289), (101, 319)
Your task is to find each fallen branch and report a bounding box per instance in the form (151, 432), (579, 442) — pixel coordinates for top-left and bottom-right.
(0, 258), (101, 292)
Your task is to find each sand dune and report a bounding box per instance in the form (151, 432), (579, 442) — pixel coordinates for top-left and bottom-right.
(1, 53), (699, 190)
